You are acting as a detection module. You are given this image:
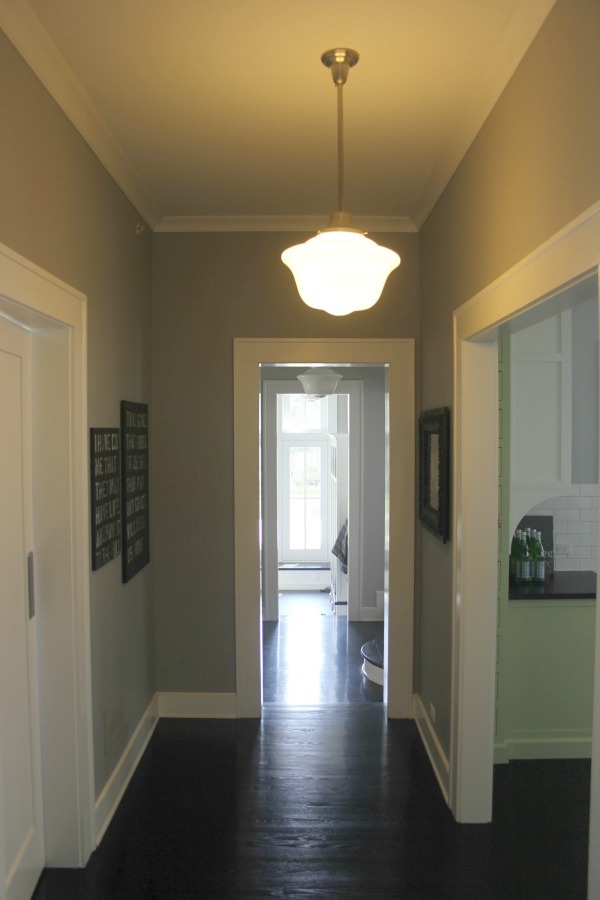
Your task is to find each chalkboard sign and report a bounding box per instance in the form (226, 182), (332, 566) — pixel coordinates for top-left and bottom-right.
(90, 428), (121, 571)
(121, 401), (150, 582)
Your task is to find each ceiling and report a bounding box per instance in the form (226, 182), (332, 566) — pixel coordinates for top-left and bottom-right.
(2, 0), (557, 232)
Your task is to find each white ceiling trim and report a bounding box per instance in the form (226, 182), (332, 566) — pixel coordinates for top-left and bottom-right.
(412, 0), (558, 229)
(154, 215), (418, 234)
(0, 0), (162, 229)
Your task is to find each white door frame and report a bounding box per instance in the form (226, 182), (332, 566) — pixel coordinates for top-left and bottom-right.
(234, 338), (415, 718)
(0, 242), (94, 867)
(451, 197), (600, 892)
(262, 379), (362, 622)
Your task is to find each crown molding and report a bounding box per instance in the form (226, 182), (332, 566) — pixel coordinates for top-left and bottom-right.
(1, 0), (162, 229)
(154, 214), (418, 234)
(412, 0), (558, 230)
(2, 0), (557, 235)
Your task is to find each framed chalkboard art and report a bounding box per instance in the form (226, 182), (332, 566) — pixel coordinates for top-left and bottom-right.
(418, 407), (450, 543)
(121, 401), (150, 582)
(90, 428), (121, 570)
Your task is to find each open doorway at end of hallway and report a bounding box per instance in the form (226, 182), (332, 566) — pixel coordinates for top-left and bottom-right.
(233, 337), (415, 720)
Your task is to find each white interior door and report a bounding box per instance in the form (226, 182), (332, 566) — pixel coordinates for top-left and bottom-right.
(0, 315), (45, 900)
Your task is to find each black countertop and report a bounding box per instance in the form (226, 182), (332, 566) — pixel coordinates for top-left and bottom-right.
(510, 570), (596, 600)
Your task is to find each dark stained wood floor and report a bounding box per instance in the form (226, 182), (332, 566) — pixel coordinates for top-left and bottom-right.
(33, 595), (590, 899)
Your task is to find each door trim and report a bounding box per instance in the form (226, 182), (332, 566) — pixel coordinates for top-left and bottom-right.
(451, 199), (600, 835)
(234, 338), (415, 718)
(0, 241), (94, 866)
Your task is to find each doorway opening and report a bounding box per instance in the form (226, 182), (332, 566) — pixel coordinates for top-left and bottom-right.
(0, 242), (94, 879)
(260, 368), (386, 707)
(451, 194), (600, 887)
(233, 338), (415, 720)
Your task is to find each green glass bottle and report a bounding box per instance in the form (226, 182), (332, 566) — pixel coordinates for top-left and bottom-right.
(530, 530), (545, 584)
(516, 530), (531, 584)
(509, 530), (520, 583)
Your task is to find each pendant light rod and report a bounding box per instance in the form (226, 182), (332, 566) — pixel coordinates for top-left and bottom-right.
(337, 82), (344, 211)
(321, 49), (359, 214)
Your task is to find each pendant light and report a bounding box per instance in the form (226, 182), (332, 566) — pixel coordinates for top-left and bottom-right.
(297, 366), (342, 397)
(282, 48), (400, 316)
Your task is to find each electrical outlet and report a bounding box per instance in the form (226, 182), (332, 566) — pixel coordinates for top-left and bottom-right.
(554, 543), (571, 556)
(429, 702), (436, 723)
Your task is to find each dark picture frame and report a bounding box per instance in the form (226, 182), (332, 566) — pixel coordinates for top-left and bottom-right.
(418, 407), (450, 543)
(121, 401), (150, 582)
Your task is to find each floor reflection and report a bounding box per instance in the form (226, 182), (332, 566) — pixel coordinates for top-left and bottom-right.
(262, 591), (384, 706)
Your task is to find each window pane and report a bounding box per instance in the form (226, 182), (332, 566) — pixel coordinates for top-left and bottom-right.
(285, 395), (306, 432)
(305, 398), (322, 430)
(305, 447), (321, 497)
(305, 499), (321, 550)
(289, 499), (305, 549)
(281, 395), (323, 432)
(289, 447), (305, 497)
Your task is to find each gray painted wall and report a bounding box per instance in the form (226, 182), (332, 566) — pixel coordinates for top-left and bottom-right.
(151, 232), (420, 692)
(0, 33), (155, 795)
(418, 0), (600, 756)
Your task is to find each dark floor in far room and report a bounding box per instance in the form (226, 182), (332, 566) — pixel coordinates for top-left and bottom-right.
(33, 592), (590, 899)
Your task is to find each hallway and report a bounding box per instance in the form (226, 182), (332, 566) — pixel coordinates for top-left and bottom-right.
(32, 711), (589, 899)
(32, 595), (590, 899)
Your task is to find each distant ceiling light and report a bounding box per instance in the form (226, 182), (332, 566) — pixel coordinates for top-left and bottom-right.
(282, 48), (400, 316)
(297, 367), (342, 397)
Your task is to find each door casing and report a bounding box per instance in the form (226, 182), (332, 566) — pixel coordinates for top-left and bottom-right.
(0, 241), (94, 867)
(451, 196), (600, 856)
(234, 338), (415, 719)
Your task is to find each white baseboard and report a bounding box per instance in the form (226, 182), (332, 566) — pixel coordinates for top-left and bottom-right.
(359, 607), (384, 621)
(95, 694), (159, 844)
(495, 732), (592, 763)
(413, 693), (450, 802)
(158, 691), (237, 718)
(94, 692), (237, 847)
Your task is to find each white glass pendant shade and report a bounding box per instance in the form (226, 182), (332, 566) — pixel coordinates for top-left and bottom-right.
(282, 229), (400, 316)
(297, 366), (342, 397)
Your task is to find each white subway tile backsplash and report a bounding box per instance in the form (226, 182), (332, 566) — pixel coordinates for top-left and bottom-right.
(557, 509), (585, 522)
(554, 557), (580, 572)
(523, 484), (599, 571)
(542, 497), (568, 509)
(572, 546), (592, 559)
(566, 521), (592, 533)
(567, 496), (592, 509)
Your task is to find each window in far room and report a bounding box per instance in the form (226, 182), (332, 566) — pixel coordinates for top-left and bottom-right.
(278, 395), (330, 563)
